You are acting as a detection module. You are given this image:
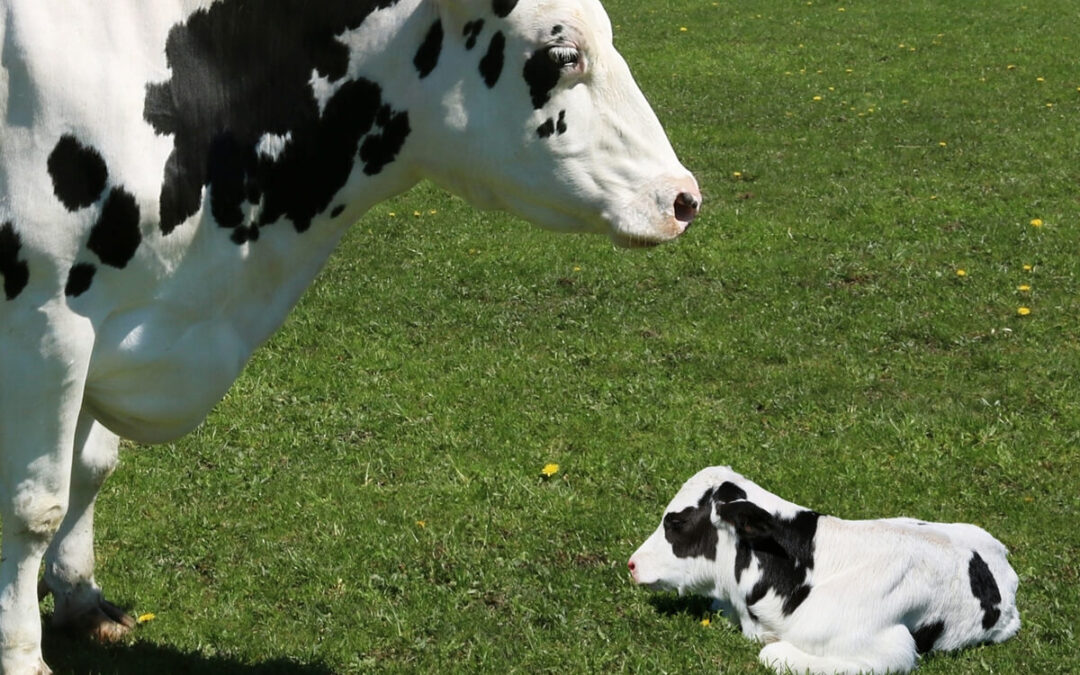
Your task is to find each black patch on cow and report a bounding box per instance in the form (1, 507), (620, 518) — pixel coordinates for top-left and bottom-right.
(144, 0), (407, 238)
(536, 118), (556, 138)
(492, 0), (519, 18)
(414, 20), (443, 79)
(463, 20), (485, 50)
(65, 263), (96, 298)
(0, 222), (29, 300)
(663, 488), (718, 561)
(47, 135), (109, 211)
(968, 551), (1002, 630)
(523, 48), (562, 109)
(479, 31), (506, 88)
(87, 188), (142, 268)
(911, 620), (945, 655)
(331, 205), (346, 218)
(537, 110), (569, 138)
(720, 502), (819, 617)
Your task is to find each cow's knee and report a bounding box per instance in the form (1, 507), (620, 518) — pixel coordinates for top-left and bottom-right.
(9, 486), (68, 543)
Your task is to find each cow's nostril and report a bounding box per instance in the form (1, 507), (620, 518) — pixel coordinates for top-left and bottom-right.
(674, 191), (700, 224)
(627, 559), (636, 571)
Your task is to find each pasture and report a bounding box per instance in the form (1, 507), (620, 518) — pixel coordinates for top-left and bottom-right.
(39, 0), (1078, 672)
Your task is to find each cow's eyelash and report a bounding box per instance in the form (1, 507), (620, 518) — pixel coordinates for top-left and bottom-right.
(548, 45), (581, 69)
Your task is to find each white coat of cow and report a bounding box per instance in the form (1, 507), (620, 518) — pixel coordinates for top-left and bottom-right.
(629, 467), (1020, 674)
(0, 0), (701, 671)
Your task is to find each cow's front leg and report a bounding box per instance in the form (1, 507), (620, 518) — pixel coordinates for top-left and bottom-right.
(0, 319), (95, 674)
(40, 412), (134, 642)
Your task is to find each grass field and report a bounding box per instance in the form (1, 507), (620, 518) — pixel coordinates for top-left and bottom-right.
(42, 1), (1079, 673)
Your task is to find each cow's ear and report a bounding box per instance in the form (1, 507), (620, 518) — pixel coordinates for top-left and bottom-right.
(717, 501), (776, 541)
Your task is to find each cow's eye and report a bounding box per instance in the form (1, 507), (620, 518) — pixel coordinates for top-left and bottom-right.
(548, 45), (581, 70)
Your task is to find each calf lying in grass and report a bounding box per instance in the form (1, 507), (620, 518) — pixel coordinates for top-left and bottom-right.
(628, 467), (1020, 674)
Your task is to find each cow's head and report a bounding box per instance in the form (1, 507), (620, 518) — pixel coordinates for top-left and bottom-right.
(628, 467), (818, 608)
(406, 0), (700, 247)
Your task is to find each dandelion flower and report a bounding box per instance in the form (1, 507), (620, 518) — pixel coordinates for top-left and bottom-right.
(1022, 264), (1032, 271)
(939, 141), (947, 147)
(1036, 76), (1045, 82)
(955, 269), (966, 277)
(812, 95), (823, 101)
(541, 463), (560, 478)
(1017, 307), (1031, 316)
(1030, 218), (1043, 227)
(701, 618), (712, 627)
(1018, 285), (1031, 292)
(137, 613), (156, 624)
(416, 520), (426, 529)
(679, 26), (688, 32)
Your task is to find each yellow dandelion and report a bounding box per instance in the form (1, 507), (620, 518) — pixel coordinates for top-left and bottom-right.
(137, 613), (156, 624)
(733, 171), (742, 178)
(812, 95), (823, 101)
(541, 463), (560, 478)
(416, 520), (426, 528)
(1017, 307), (1031, 316)
(701, 617), (712, 627)
(1022, 264), (1032, 271)
(1036, 76), (1045, 82)
(413, 210), (421, 217)
(572, 266), (582, 272)
(955, 269), (966, 277)
(939, 141), (948, 147)
(1007, 64), (1016, 70)
(1018, 284), (1031, 292)
(429, 209), (437, 215)
(679, 26), (688, 32)
(1046, 102), (1054, 108)
(388, 212), (397, 217)
(1029, 218), (1043, 227)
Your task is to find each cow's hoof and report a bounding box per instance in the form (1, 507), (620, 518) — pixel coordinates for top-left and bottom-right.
(39, 581), (137, 643)
(80, 599), (137, 643)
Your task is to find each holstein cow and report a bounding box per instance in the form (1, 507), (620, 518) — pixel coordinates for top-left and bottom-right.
(629, 467), (1020, 674)
(0, 0), (700, 671)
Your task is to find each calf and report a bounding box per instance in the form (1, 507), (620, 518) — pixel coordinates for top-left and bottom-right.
(629, 467), (1020, 674)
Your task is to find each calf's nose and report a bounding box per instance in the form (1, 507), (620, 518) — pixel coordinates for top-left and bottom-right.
(627, 558), (638, 581)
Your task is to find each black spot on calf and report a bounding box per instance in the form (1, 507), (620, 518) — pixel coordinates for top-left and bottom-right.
(144, 0), (407, 237)
(87, 188), (141, 268)
(555, 110), (567, 134)
(911, 620), (945, 655)
(714, 481), (748, 504)
(0, 222), (30, 300)
(463, 20), (484, 50)
(523, 48), (562, 109)
(47, 135), (109, 211)
(414, 20), (443, 79)
(536, 118), (556, 138)
(663, 488), (718, 561)
(969, 551), (1002, 630)
(479, 31), (505, 88)
(720, 502), (819, 617)
(65, 263), (96, 298)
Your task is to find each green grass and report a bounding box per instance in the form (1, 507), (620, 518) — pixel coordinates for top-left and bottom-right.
(45, 1), (1080, 672)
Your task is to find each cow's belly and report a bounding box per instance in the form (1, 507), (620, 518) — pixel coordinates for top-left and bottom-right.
(83, 305), (253, 443)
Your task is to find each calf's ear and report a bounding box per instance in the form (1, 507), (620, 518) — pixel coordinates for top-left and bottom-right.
(717, 501), (776, 541)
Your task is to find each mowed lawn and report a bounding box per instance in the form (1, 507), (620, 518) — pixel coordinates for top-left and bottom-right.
(43, 1), (1078, 673)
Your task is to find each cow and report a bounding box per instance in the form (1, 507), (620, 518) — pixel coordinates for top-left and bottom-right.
(0, 0), (701, 671)
(628, 467), (1020, 674)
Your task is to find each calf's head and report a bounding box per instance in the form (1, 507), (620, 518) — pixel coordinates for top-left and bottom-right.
(629, 466), (815, 603)
(408, 0), (700, 247)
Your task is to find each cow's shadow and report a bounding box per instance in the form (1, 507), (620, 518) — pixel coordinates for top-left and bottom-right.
(41, 627), (334, 675)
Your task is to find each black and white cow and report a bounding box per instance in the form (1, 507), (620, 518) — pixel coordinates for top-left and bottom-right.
(629, 467), (1020, 674)
(0, 0), (700, 671)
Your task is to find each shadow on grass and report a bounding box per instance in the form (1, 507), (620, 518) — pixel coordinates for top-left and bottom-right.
(42, 628), (334, 675)
(647, 593), (715, 618)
